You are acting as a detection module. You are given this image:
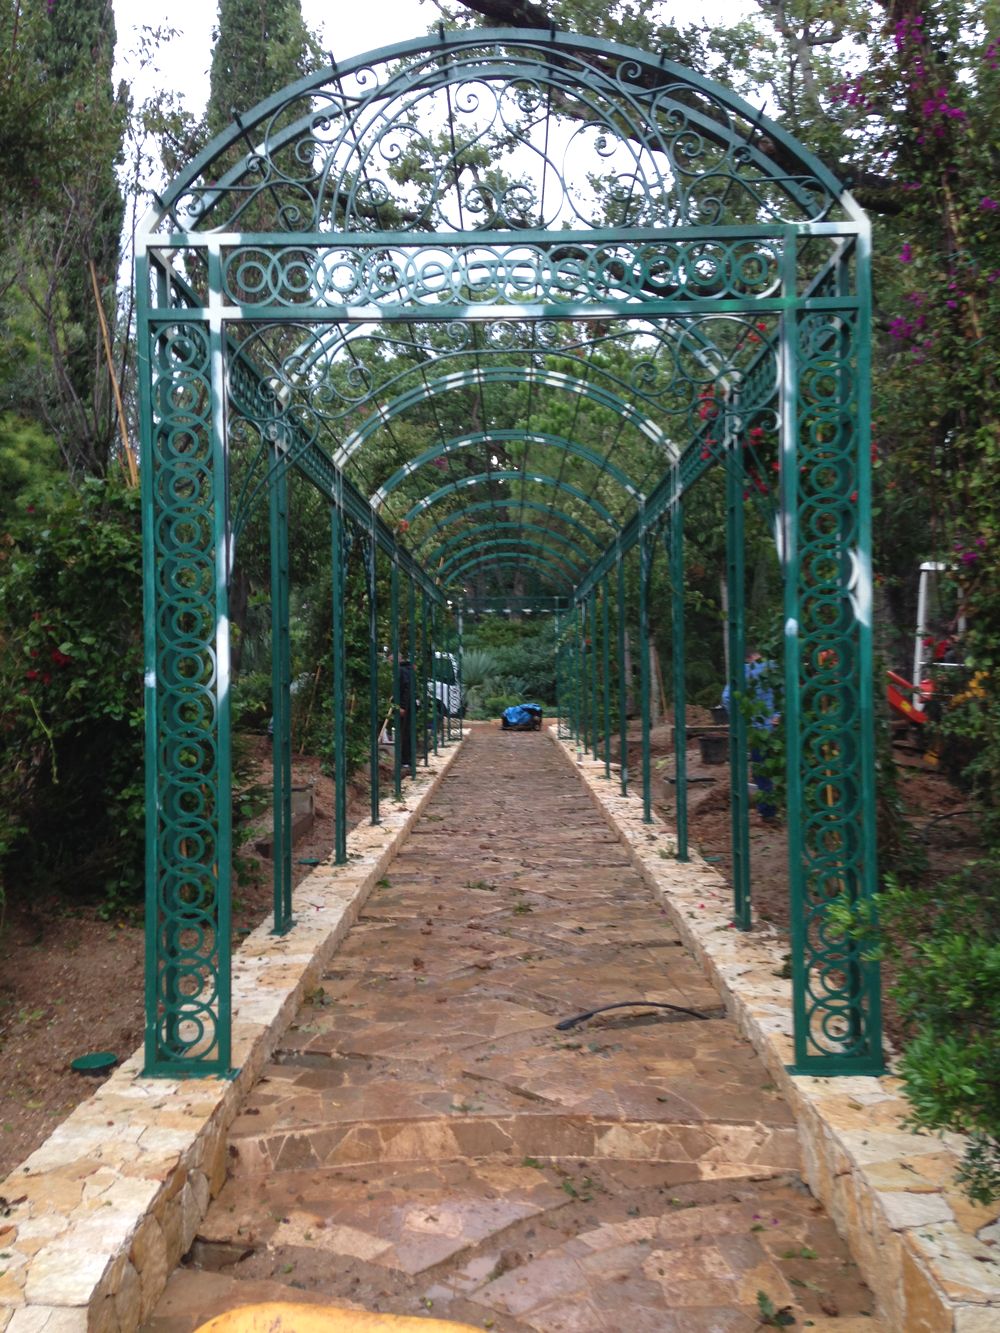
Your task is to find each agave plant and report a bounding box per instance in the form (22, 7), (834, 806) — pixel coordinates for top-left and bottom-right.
(458, 648), (500, 690)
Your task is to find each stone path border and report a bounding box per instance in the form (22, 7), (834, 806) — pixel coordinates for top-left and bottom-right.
(551, 728), (1000, 1333)
(0, 740), (466, 1333)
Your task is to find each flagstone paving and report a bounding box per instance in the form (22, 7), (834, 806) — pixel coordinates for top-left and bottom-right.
(144, 728), (883, 1331)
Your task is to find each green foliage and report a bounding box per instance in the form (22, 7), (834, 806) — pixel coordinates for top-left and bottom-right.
(206, 0), (317, 135)
(457, 648), (500, 690)
(850, 859), (1000, 1204)
(0, 0), (126, 477)
(462, 618), (557, 717)
(755, 1289), (796, 1327)
(0, 477), (144, 906)
(0, 415), (60, 513)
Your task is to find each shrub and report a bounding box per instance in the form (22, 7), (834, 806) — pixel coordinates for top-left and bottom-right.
(0, 478), (144, 908)
(882, 859), (1000, 1204)
(836, 858), (1000, 1204)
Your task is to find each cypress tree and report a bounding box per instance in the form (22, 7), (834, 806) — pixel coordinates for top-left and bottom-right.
(207, 0), (316, 136)
(38, 0), (124, 425)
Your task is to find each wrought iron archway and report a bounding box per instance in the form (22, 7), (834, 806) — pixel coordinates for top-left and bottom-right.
(138, 28), (880, 1078)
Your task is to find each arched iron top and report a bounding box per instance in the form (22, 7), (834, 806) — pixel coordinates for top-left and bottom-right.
(443, 552), (575, 594)
(437, 536), (583, 581)
(143, 29), (862, 240)
(415, 499), (605, 555)
(333, 365), (675, 473)
(428, 521), (591, 570)
(403, 470), (618, 530)
(373, 430), (642, 508)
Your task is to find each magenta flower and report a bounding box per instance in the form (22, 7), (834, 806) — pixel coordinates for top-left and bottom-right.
(899, 243), (914, 263)
(980, 198), (999, 211)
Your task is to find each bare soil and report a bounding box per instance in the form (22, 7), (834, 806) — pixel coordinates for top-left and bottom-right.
(629, 718), (982, 1048)
(0, 736), (384, 1181)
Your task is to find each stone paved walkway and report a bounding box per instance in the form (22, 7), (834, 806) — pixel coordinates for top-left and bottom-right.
(145, 728), (882, 1332)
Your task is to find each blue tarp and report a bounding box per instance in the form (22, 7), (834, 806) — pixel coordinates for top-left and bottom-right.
(502, 703), (543, 726)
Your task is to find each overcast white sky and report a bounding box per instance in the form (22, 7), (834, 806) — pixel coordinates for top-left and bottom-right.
(113, 0), (441, 114)
(112, 1), (746, 120)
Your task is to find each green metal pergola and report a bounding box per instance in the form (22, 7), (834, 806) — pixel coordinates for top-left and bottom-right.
(137, 28), (881, 1079)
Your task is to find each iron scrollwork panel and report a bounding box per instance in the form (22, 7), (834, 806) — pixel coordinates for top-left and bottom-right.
(218, 239), (785, 313)
(788, 307), (881, 1073)
(144, 319), (231, 1076)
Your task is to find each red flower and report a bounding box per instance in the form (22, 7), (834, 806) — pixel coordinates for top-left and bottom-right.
(25, 669), (40, 681)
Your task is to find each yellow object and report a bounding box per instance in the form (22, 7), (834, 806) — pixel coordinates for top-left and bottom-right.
(194, 1302), (483, 1333)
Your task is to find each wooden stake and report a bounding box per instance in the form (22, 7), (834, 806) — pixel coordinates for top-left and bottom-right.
(89, 259), (137, 487)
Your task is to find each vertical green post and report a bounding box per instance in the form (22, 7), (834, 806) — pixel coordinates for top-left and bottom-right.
(557, 613), (565, 741)
(366, 534), (380, 826)
(420, 591), (430, 766)
(668, 500), (688, 860)
(140, 277), (231, 1074)
(589, 590), (599, 762)
(430, 604), (439, 755)
(391, 557), (401, 798)
(269, 452), (293, 934)
(408, 576), (418, 775)
(639, 528), (653, 823)
(331, 504), (347, 864)
(457, 607), (464, 740)
(784, 243), (883, 1073)
(442, 615), (451, 745)
(601, 577), (611, 779)
(726, 434), (751, 929)
(617, 555), (628, 796)
(576, 602), (586, 751)
(573, 612), (578, 741)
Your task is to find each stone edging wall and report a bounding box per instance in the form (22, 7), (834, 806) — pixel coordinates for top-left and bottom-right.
(548, 728), (1000, 1333)
(0, 739), (467, 1333)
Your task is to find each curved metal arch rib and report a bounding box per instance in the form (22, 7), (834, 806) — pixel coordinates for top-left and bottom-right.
(436, 537), (585, 581)
(429, 522), (591, 570)
(373, 431), (642, 508)
(144, 29), (861, 237)
(403, 472), (619, 531)
(442, 553), (575, 594)
(416, 499), (605, 556)
(335, 368), (674, 475)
